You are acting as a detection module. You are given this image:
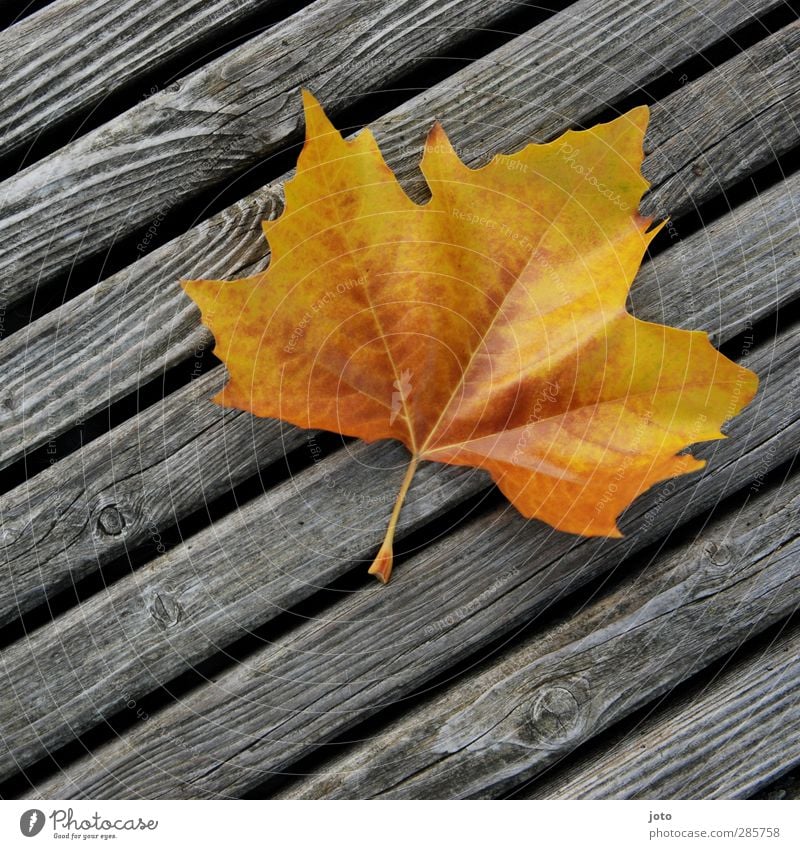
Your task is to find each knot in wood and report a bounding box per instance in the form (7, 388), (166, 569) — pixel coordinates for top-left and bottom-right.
(0, 389), (16, 414)
(148, 590), (183, 629)
(97, 504), (126, 536)
(523, 685), (582, 748)
(260, 187), (284, 221)
(0, 523), (23, 548)
(703, 540), (732, 567)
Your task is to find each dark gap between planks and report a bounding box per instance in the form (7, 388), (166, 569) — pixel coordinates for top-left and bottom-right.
(4, 134), (795, 498)
(506, 607), (800, 800)
(717, 286), (800, 362)
(0, 430), (349, 649)
(2, 400), (796, 801)
(646, 146), (800, 262)
(0, 2), (567, 337)
(0, 0), (315, 179)
(588, 0), (800, 126)
(0, 0), (51, 31)
(252, 458), (800, 800)
(0, 141), (793, 649)
(0, 348), (222, 495)
(0, 483), (504, 799)
(0, 5), (796, 799)
(751, 767), (800, 799)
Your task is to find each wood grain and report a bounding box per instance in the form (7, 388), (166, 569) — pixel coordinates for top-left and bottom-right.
(9, 323), (799, 795)
(1, 18), (796, 472)
(640, 19), (800, 220)
(0, 0), (525, 301)
(0, 368), (308, 626)
(0, 0), (287, 159)
(0, 438), (488, 783)
(0, 0), (795, 802)
(2, 168), (795, 626)
(525, 625), (800, 799)
(279, 466), (800, 799)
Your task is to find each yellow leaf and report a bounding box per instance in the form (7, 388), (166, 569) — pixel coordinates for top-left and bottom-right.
(183, 91), (758, 582)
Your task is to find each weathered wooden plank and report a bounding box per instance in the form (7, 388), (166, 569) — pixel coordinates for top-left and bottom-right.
(0, 0), (526, 301)
(0, 438), (487, 783)
(524, 625), (800, 799)
(0, 0), (288, 159)
(0, 368), (310, 625)
(3, 6), (796, 792)
(2, 168), (795, 629)
(281, 470), (800, 799)
(1, 18), (796, 471)
(639, 18), (800, 220)
(10, 323), (799, 795)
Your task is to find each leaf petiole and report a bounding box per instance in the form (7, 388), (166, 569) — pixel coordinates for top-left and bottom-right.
(368, 453), (420, 583)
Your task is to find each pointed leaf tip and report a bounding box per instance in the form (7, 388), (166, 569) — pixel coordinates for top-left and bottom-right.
(300, 87), (320, 110)
(301, 87), (337, 143)
(424, 120), (452, 152)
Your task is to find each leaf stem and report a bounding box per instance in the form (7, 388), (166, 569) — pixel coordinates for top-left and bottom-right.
(368, 453), (420, 584)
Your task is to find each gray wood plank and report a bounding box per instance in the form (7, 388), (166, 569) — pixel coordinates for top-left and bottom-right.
(9, 323), (799, 795)
(0, 0), (287, 159)
(1, 17), (796, 472)
(0, 0), (525, 301)
(2, 168), (795, 627)
(0, 437), (488, 783)
(526, 625), (800, 799)
(281, 469), (800, 799)
(640, 18), (800, 221)
(0, 368), (309, 626)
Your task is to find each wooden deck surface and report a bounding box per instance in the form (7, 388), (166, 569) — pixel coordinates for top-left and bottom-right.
(0, 0), (798, 800)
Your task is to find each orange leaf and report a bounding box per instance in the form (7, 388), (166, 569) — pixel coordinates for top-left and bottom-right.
(183, 91), (758, 583)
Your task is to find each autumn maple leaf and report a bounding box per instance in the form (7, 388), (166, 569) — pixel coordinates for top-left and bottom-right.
(182, 91), (758, 583)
